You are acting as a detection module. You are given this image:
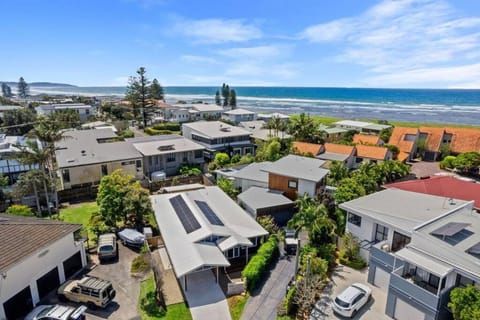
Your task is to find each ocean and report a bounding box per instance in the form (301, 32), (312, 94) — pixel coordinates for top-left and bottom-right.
(29, 86), (480, 126)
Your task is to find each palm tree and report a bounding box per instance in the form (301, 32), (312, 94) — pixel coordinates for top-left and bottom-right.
(328, 161), (350, 186)
(14, 170), (44, 216)
(13, 139), (52, 215)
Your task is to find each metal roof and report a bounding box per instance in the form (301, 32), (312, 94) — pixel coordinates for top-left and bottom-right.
(262, 155), (328, 182)
(238, 186), (293, 211)
(396, 248), (452, 277)
(182, 121), (252, 138)
(127, 135), (205, 156)
(231, 162), (272, 183)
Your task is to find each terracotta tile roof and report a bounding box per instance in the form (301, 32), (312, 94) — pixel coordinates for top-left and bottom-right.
(353, 134), (380, 145)
(419, 127), (445, 152)
(446, 127), (480, 154)
(389, 127), (418, 154)
(356, 145), (389, 160)
(384, 176), (480, 210)
(324, 143), (355, 155)
(292, 141), (322, 156)
(397, 152), (410, 162)
(0, 215), (81, 272)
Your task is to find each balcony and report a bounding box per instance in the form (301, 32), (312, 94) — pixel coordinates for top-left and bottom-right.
(390, 266), (440, 311)
(369, 241), (396, 269)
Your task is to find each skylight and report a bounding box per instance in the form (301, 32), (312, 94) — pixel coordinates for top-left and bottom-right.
(467, 242), (480, 258)
(431, 222), (473, 245)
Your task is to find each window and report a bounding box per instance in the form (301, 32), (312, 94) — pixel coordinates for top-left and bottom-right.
(288, 180), (297, 189)
(166, 153), (175, 162)
(101, 164), (108, 176)
(348, 213), (362, 227)
(375, 224), (388, 242)
(391, 231), (411, 252)
(62, 169), (70, 183)
(121, 160), (135, 166)
(85, 109), (90, 115)
(457, 275), (475, 288)
(194, 150), (203, 158)
(428, 274), (440, 289)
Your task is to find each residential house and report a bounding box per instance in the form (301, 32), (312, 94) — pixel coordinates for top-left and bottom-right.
(355, 145), (391, 166)
(187, 104), (224, 121)
(418, 127), (446, 161)
(340, 189), (479, 320)
(166, 105), (191, 123)
(444, 127), (480, 155)
(384, 175), (480, 212)
(182, 121), (255, 161)
(126, 135), (205, 179)
(239, 120), (290, 141)
(150, 186), (268, 291)
(55, 129), (143, 190)
(353, 134), (383, 146)
(292, 141), (322, 157)
(318, 124), (348, 142)
(334, 120), (391, 134)
(0, 215), (87, 320)
(35, 103), (94, 122)
(238, 186), (294, 226)
(229, 161), (272, 191)
(262, 154), (329, 200)
(320, 143), (357, 169)
(0, 135), (41, 185)
(222, 109), (257, 124)
(388, 127), (419, 162)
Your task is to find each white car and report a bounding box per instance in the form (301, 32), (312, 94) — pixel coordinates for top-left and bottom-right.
(332, 283), (371, 318)
(25, 304), (87, 320)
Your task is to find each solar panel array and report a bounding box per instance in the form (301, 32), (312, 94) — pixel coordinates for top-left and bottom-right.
(169, 195), (201, 233)
(195, 200), (224, 226)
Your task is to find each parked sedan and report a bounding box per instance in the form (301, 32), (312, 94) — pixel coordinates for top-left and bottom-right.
(118, 228), (145, 247)
(331, 283), (371, 318)
(25, 304), (87, 320)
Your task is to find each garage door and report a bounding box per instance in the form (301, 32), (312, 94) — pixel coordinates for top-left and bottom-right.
(63, 251), (83, 279)
(373, 267), (391, 289)
(394, 297), (426, 320)
(37, 267), (60, 299)
(3, 286), (33, 320)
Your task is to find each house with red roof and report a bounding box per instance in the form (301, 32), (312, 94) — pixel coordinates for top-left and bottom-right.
(388, 127), (419, 162)
(353, 134), (383, 146)
(355, 145), (392, 166)
(384, 175), (480, 212)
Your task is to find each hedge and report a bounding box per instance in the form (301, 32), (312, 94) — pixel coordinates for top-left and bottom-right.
(242, 235), (279, 292)
(152, 123), (181, 131)
(145, 127), (175, 136)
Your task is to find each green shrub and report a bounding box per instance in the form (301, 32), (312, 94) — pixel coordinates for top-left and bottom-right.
(284, 285), (297, 316)
(316, 243), (337, 269)
(6, 204), (33, 216)
(242, 235), (279, 291)
(152, 122), (181, 131)
(440, 155), (457, 169)
(118, 129), (134, 138)
(338, 249), (367, 270)
(131, 254), (150, 274)
(145, 127), (175, 136)
(178, 165), (202, 176)
(230, 154), (241, 164)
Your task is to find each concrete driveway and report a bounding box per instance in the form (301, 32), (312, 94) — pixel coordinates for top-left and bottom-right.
(85, 242), (142, 320)
(183, 270), (231, 320)
(312, 265), (390, 320)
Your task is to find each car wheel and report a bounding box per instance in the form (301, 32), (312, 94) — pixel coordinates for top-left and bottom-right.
(87, 302), (97, 310)
(351, 309), (357, 318)
(58, 294), (67, 302)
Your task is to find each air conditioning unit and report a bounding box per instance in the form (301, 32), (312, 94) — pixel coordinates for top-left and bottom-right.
(381, 244), (390, 252)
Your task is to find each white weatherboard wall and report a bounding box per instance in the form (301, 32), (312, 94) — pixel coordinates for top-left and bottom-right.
(0, 233), (86, 319)
(346, 213), (376, 242)
(298, 180), (316, 198)
(240, 179), (267, 192)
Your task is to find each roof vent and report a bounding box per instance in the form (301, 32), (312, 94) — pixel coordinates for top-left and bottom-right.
(81, 150), (87, 156)
(220, 127), (231, 132)
(158, 145), (175, 151)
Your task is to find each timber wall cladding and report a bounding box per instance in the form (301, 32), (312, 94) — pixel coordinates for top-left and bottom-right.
(268, 173), (298, 200)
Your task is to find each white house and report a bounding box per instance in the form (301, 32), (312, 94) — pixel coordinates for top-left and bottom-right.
(222, 109), (257, 124)
(35, 103), (94, 122)
(0, 135), (41, 185)
(333, 120), (391, 134)
(150, 186), (268, 291)
(0, 215), (87, 320)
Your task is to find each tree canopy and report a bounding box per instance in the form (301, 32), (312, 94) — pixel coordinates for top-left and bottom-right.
(125, 67), (155, 128)
(1, 83), (12, 97)
(150, 78), (164, 100)
(17, 77), (29, 98)
(449, 285), (480, 320)
(2, 108), (37, 135)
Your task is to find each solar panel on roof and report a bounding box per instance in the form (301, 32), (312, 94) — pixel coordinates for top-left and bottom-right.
(195, 200), (224, 226)
(431, 222), (470, 237)
(169, 195), (201, 233)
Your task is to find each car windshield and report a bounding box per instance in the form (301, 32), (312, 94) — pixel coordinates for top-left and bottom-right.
(335, 297), (350, 308)
(99, 245), (114, 251)
(37, 305), (55, 317)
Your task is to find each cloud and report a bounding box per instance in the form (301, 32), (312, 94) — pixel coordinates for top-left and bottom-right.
(180, 55), (219, 64)
(217, 45), (283, 59)
(174, 18), (262, 44)
(226, 62), (297, 79)
(110, 76), (130, 86)
(300, 0), (480, 87)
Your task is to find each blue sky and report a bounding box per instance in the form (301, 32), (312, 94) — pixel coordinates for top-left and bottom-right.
(1, 0), (480, 88)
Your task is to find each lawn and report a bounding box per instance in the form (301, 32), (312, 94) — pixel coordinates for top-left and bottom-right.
(228, 294), (249, 320)
(138, 274), (192, 320)
(59, 201), (98, 241)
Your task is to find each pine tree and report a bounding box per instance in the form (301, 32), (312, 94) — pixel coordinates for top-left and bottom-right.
(229, 89), (237, 108)
(1, 83), (12, 97)
(125, 67), (154, 128)
(215, 90), (221, 106)
(150, 78), (164, 100)
(222, 84), (230, 107)
(17, 77), (29, 99)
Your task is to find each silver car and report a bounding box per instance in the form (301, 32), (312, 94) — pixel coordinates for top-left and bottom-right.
(25, 304), (87, 320)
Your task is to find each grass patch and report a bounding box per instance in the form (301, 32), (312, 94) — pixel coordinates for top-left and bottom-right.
(131, 254), (150, 274)
(138, 274), (192, 320)
(59, 202), (98, 242)
(228, 294), (249, 320)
